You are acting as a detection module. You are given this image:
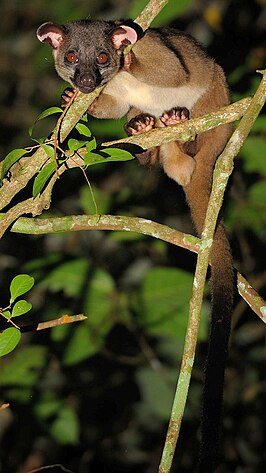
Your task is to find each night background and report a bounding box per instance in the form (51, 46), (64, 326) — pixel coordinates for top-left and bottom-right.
(0, 1), (265, 472)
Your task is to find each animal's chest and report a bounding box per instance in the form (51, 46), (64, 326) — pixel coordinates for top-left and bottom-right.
(105, 71), (206, 116)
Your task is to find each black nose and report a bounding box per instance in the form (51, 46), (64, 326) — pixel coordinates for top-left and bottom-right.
(78, 73), (96, 92)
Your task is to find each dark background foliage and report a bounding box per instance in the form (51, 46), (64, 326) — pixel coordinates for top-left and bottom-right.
(0, 1), (265, 472)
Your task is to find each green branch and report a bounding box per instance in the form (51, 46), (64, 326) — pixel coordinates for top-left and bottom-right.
(103, 98), (251, 149)
(1, 213), (265, 323)
(158, 69), (266, 473)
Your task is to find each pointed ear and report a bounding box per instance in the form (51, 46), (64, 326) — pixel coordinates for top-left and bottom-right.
(112, 25), (139, 50)
(37, 22), (66, 49)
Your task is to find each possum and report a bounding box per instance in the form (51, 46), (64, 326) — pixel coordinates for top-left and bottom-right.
(37, 19), (234, 472)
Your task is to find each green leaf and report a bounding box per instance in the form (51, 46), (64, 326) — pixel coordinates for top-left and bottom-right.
(85, 138), (97, 153)
(136, 366), (175, 420)
(12, 300), (32, 317)
(35, 106), (63, 121)
(240, 137), (266, 175)
(84, 151), (108, 166)
(0, 328), (21, 357)
(2, 310), (11, 319)
(90, 118), (125, 137)
(84, 147), (134, 166)
(64, 269), (115, 365)
(101, 148), (135, 161)
(1, 149), (29, 182)
(40, 144), (55, 159)
(137, 267), (207, 340)
(29, 107), (62, 137)
(41, 258), (90, 298)
(226, 181), (266, 234)
(248, 180), (266, 205)
(84, 269), (115, 328)
(50, 405), (79, 445)
(63, 323), (97, 365)
(80, 185), (111, 215)
(35, 397), (61, 419)
(32, 162), (55, 198)
(75, 123), (92, 137)
(68, 138), (87, 151)
(0, 345), (47, 385)
(10, 274), (34, 304)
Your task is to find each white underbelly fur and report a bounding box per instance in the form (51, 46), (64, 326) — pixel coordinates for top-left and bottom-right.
(105, 71), (207, 116)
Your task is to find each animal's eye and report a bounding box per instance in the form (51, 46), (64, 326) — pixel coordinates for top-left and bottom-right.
(65, 51), (79, 63)
(97, 52), (109, 65)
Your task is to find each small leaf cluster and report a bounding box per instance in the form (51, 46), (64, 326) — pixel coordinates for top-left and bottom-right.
(1, 107), (135, 199)
(0, 274), (34, 357)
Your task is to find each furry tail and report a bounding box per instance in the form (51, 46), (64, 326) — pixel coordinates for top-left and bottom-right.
(184, 128), (234, 472)
(197, 224), (234, 472)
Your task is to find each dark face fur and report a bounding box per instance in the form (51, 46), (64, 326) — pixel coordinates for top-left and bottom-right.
(55, 21), (124, 93)
(37, 20), (130, 93)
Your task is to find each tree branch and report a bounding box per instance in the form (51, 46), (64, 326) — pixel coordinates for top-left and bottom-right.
(0, 0), (170, 238)
(1, 213), (265, 323)
(103, 98), (252, 149)
(158, 69), (266, 473)
(0, 97), (252, 239)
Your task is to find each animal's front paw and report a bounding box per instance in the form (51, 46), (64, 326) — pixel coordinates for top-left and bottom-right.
(125, 114), (156, 136)
(160, 107), (189, 126)
(61, 88), (77, 108)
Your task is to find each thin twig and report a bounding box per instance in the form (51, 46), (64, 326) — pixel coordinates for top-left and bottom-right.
(20, 313), (87, 333)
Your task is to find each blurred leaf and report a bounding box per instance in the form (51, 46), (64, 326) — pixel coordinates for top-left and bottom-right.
(10, 274), (34, 303)
(64, 269), (116, 365)
(63, 323), (97, 365)
(35, 397), (61, 419)
(139, 267), (192, 337)
(11, 300), (32, 317)
(226, 181), (266, 233)
(41, 258), (90, 298)
(248, 115), (266, 133)
(51, 323), (71, 342)
(90, 117), (125, 138)
(84, 269), (115, 327)
(240, 137), (266, 175)
(50, 405), (80, 445)
(248, 180), (266, 205)
(110, 231), (145, 242)
(1, 149), (29, 182)
(137, 267), (207, 340)
(0, 328), (21, 357)
(80, 184), (111, 215)
(5, 387), (34, 403)
(0, 345), (47, 385)
(136, 366), (174, 420)
(235, 321), (264, 345)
